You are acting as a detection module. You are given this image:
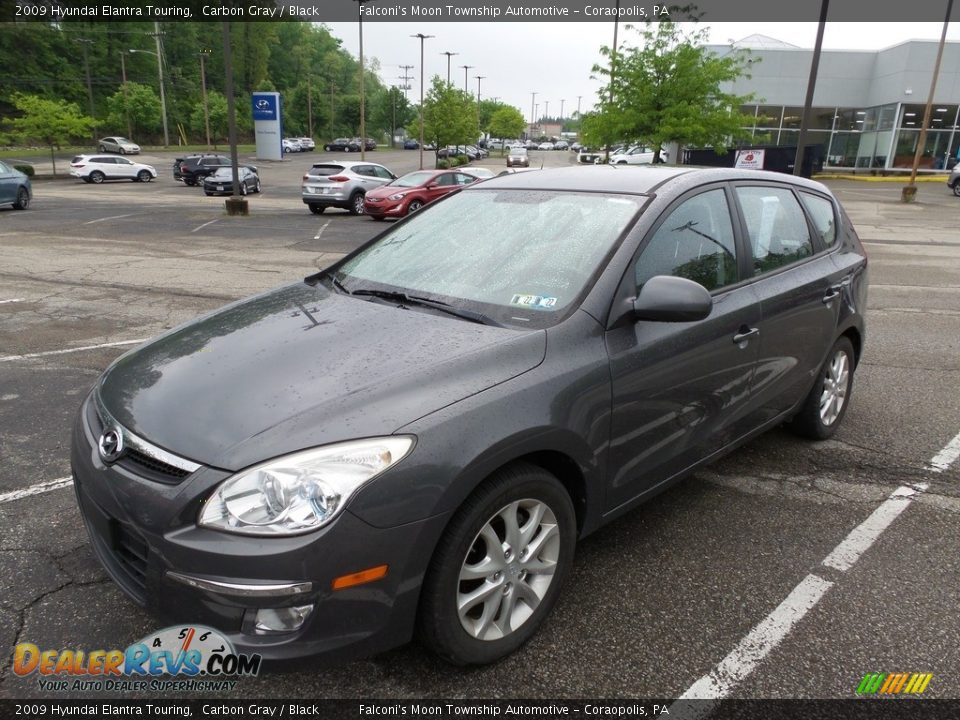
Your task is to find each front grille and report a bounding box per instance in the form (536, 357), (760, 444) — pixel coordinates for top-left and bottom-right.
(112, 523), (149, 592)
(120, 448), (191, 481)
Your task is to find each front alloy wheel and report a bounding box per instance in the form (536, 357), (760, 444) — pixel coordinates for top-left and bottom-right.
(953, 182), (960, 197)
(13, 187), (30, 210)
(419, 463), (575, 665)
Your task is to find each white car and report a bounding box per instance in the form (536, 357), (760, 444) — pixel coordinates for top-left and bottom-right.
(297, 137), (316, 151)
(608, 145), (667, 165)
(69, 155), (157, 184)
(537, 142), (555, 151)
(282, 138), (303, 153)
(97, 136), (141, 155)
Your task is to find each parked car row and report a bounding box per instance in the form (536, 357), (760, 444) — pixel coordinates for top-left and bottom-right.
(283, 137), (317, 153)
(172, 154), (259, 191)
(70, 155), (157, 183)
(323, 137), (377, 152)
(436, 145), (489, 161)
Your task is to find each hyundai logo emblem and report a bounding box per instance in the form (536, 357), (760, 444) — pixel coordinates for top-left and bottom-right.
(98, 428), (124, 463)
(256, 99), (270, 110)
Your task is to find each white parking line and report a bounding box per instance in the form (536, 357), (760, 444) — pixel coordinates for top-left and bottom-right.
(191, 219), (219, 234)
(0, 338), (145, 363)
(0, 477), (73, 504)
(0, 298), (26, 305)
(675, 432), (959, 704)
(928, 429), (960, 473)
(84, 213), (137, 225)
(314, 220), (331, 240)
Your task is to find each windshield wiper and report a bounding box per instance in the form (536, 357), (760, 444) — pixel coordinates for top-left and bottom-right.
(352, 289), (500, 326)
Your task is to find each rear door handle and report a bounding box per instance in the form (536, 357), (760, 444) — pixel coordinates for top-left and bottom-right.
(822, 285), (842, 304)
(733, 327), (759, 345)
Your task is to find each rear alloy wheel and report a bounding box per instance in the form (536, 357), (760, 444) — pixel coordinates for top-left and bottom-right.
(240, 182), (248, 196)
(349, 192), (365, 215)
(418, 463), (575, 665)
(254, 179), (262, 193)
(790, 336), (855, 440)
(953, 183), (960, 197)
(98, 145), (107, 153)
(406, 199), (424, 215)
(137, 170), (152, 183)
(309, 205), (325, 215)
(13, 187), (30, 210)
(89, 171), (105, 184)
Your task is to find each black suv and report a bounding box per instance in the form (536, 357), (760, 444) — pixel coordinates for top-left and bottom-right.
(174, 154), (231, 186)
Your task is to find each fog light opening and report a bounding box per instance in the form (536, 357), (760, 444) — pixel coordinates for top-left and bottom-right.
(332, 564), (389, 591)
(254, 604), (314, 633)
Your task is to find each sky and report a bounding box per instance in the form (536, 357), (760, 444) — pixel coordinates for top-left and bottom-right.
(323, 22), (960, 121)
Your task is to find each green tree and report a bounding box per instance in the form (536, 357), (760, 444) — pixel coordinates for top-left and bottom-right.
(487, 106), (527, 155)
(420, 77), (478, 166)
(7, 93), (94, 176)
(588, 15), (756, 161)
(188, 90), (229, 145)
(105, 82), (162, 139)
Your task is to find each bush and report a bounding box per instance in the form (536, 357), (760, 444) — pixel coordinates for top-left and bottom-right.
(436, 159), (450, 169)
(14, 164), (35, 177)
(456, 154), (469, 165)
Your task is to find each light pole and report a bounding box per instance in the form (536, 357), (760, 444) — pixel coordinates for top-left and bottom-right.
(475, 76), (485, 142)
(545, 100), (550, 123)
(129, 31), (169, 147)
(411, 33), (434, 170)
(221, 20), (243, 214)
(560, 99), (565, 124)
(119, 51), (132, 139)
(460, 65), (474, 93)
(353, 0), (376, 160)
(441, 51), (458, 86)
(530, 92), (537, 140)
(198, 49), (212, 149)
(576, 95), (582, 119)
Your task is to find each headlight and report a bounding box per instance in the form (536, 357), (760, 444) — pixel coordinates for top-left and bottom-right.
(389, 193), (407, 201)
(198, 436), (414, 536)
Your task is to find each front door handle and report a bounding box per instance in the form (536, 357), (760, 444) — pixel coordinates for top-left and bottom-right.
(733, 327), (759, 345)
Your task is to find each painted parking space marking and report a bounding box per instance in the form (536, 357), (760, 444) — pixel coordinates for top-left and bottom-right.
(83, 213), (138, 225)
(314, 220), (331, 240)
(0, 298), (26, 305)
(0, 338), (145, 363)
(675, 431), (959, 705)
(0, 476), (73, 504)
(191, 219), (220, 234)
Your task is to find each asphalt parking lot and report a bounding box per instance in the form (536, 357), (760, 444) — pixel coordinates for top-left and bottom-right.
(1, 148), (958, 701)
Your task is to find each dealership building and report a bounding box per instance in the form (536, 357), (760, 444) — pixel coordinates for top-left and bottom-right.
(708, 35), (960, 170)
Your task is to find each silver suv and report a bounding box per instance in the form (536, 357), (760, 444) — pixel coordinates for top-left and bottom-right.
(949, 163), (960, 197)
(301, 161), (397, 215)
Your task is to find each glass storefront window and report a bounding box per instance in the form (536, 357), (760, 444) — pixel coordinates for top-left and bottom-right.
(756, 105), (782, 128)
(891, 129), (954, 168)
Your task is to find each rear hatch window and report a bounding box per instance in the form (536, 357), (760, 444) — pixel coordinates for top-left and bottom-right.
(307, 165), (345, 178)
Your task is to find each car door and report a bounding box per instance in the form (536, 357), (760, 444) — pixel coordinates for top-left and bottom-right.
(605, 185), (763, 511)
(0, 161), (15, 204)
(352, 165), (382, 192)
(368, 164), (396, 188)
(113, 157), (137, 179)
(425, 173), (458, 202)
(732, 183), (843, 424)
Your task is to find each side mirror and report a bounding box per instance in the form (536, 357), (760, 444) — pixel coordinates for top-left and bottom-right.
(633, 275), (712, 323)
(426, 182), (439, 189)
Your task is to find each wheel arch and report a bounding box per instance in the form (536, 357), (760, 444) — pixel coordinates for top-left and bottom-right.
(840, 325), (863, 368)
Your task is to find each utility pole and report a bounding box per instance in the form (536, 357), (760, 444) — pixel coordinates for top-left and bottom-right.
(353, 0), (375, 160)
(576, 95), (582, 118)
(460, 65), (474, 93)
(119, 51), (132, 139)
(441, 51), (458, 86)
(152, 22), (169, 147)
(411, 33), (434, 170)
(545, 100), (549, 122)
(475, 76), (485, 141)
(794, 0), (829, 177)
(76, 39), (95, 142)
(307, 75), (313, 138)
(606, 0), (621, 162)
(560, 99), (565, 124)
(399, 65), (415, 100)
(530, 91), (537, 140)
(329, 81), (336, 140)
(199, 50), (212, 149)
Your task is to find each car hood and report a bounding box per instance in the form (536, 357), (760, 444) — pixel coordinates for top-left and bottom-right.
(366, 184), (420, 199)
(98, 282), (546, 471)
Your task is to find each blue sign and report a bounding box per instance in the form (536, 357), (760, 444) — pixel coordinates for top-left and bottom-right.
(252, 94), (278, 121)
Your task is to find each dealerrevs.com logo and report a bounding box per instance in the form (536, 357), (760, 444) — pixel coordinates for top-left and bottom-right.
(12, 625), (261, 692)
(856, 672), (933, 696)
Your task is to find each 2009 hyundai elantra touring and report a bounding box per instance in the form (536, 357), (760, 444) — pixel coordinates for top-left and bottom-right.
(72, 166), (867, 665)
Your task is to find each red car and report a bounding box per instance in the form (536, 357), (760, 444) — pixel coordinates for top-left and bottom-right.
(363, 169), (478, 220)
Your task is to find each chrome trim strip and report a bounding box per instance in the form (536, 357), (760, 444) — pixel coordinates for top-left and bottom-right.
(94, 390), (202, 474)
(166, 571), (313, 597)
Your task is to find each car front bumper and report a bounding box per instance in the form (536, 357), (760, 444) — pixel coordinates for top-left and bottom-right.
(70, 393), (446, 661)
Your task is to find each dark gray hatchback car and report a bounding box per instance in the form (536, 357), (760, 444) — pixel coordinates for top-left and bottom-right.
(72, 166), (867, 666)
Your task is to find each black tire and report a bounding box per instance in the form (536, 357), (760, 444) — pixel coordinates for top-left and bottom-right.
(790, 336), (856, 440)
(240, 181), (248, 196)
(205, 191), (213, 197)
(348, 191), (365, 216)
(406, 199), (424, 215)
(324, 145), (332, 152)
(370, 215), (385, 221)
(953, 183), (960, 198)
(98, 145), (107, 153)
(418, 463), (576, 666)
(254, 179), (262, 194)
(13, 187), (30, 210)
(308, 204), (325, 215)
(137, 170), (152, 183)
(89, 171), (105, 184)
(184, 178), (196, 187)
(82, 178), (92, 184)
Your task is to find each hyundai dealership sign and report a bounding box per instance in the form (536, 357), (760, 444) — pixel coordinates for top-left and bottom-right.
(252, 92), (282, 160)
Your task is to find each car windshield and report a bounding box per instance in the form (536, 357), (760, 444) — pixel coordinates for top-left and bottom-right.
(334, 189), (644, 328)
(390, 171), (436, 188)
(209, 168), (236, 179)
(511, 148), (528, 156)
(116, 138), (131, 143)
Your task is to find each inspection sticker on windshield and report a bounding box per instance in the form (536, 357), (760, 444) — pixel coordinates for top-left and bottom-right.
(510, 294), (557, 310)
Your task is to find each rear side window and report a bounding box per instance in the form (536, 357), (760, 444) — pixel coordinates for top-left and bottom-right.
(799, 192), (837, 248)
(308, 165), (345, 177)
(635, 188), (738, 292)
(735, 186), (814, 275)
(0, 161), (10, 173)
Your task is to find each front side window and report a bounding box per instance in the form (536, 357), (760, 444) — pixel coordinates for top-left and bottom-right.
(335, 190), (644, 328)
(736, 186), (814, 274)
(635, 188), (738, 292)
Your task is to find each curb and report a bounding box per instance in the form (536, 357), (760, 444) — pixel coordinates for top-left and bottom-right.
(814, 174), (949, 183)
